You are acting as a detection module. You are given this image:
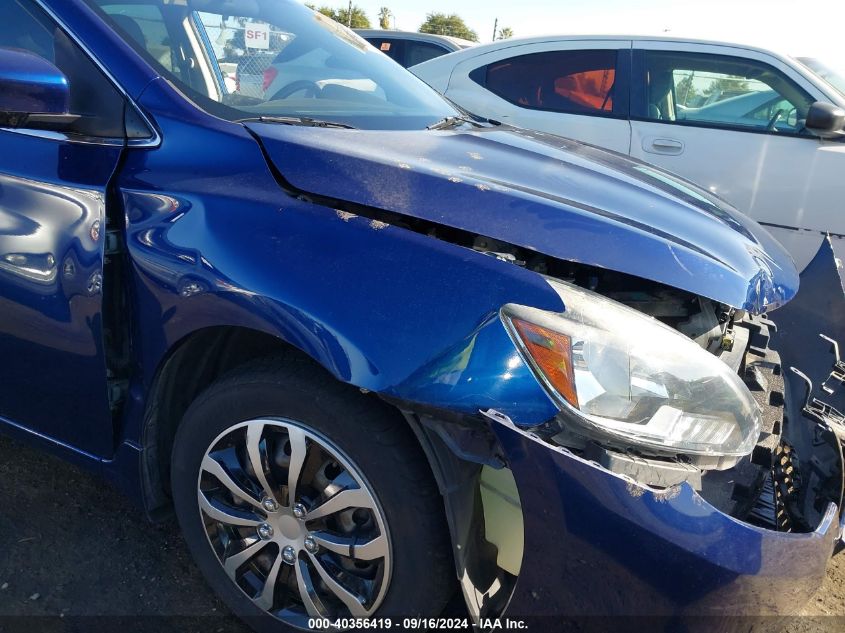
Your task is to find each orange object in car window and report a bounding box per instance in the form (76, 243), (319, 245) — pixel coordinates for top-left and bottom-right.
(555, 69), (615, 110)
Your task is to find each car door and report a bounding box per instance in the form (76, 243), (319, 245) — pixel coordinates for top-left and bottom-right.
(629, 41), (843, 270)
(444, 40), (632, 153)
(0, 0), (129, 456)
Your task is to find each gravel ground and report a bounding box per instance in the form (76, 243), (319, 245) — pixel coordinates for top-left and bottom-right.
(786, 547), (845, 633)
(0, 433), (842, 632)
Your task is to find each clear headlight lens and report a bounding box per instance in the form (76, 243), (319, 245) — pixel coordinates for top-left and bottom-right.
(502, 280), (761, 458)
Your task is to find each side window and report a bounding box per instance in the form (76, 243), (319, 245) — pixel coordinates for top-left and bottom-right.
(405, 41), (448, 67)
(0, 0), (126, 138)
(746, 97), (798, 126)
(366, 38), (404, 65)
(475, 50), (618, 115)
(642, 51), (814, 134)
(101, 4), (180, 77)
(101, 3), (212, 96)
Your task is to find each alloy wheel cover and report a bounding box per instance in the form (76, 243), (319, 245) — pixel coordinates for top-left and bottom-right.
(196, 418), (392, 626)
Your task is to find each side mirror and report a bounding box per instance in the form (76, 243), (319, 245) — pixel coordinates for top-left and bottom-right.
(804, 101), (845, 139)
(0, 48), (78, 130)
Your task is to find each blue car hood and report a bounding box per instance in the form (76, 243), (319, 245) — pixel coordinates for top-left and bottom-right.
(247, 123), (798, 314)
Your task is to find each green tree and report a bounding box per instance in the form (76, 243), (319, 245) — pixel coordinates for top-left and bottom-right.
(675, 73), (699, 106)
(309, 4), (371, 28)
(336, 5), (371, 28)
(378, 7), (392, 30)
(703, 76), (750, 101)
(222, 17), (248, 61)
(418, 13), (478, 41)
(497, 26), (514, 40)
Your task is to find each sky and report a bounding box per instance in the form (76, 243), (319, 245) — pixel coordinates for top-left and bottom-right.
(326, 0), (845, 61)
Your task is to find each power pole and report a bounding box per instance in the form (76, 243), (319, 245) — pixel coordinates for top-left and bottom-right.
(492, 18), (498, 41)
(347, 0), (352, 27)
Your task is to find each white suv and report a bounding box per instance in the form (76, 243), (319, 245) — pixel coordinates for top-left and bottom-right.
(411, 36), (845, 270)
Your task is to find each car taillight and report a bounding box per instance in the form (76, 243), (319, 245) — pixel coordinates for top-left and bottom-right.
(263, 67), (278, 92)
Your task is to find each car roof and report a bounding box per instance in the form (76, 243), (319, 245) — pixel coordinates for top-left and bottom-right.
(353, 29), (474, 50)
(422, 34), (795, 61)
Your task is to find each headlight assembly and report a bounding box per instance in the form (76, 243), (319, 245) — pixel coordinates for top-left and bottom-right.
(502, 280), (761, 464)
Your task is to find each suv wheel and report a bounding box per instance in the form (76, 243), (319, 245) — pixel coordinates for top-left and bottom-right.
(171, 358), (454, 631)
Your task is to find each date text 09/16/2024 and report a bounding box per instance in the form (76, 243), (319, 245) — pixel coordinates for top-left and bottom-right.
(306, 619), (528, 630)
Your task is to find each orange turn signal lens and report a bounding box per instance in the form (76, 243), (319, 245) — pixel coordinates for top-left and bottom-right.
(512, 318), (579, 408)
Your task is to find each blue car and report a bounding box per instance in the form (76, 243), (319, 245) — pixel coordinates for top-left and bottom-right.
(0, 0), (842, 631)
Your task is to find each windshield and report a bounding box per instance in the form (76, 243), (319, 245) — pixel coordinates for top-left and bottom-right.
(85, 0), (457, 129)
(797, 56), (845, 100)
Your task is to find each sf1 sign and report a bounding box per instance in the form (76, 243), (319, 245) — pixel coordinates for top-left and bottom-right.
(245, 22), (270, 49)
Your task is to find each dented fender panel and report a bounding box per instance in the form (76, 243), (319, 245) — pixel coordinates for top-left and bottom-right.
(117, 80), (561, 444)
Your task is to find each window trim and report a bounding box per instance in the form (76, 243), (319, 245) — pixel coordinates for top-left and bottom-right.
(5, 0), (162, 148)
(628, 116), (822, 140)
(630, 48), (818, 140)
(184, 12), (221, 101)
(191, 11), (227, 92)
(0, 127), (128, 146)
(471, 48), (631, 121)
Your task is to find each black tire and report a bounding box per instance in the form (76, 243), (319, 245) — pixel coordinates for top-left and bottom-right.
(171, 355), (455, 632)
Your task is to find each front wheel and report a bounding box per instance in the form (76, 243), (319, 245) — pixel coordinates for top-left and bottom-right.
(171, 358), (454, 632)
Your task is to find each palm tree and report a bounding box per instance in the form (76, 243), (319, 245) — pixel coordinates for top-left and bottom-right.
(497, 26), (514, 40)
(378, 7), (392, 30)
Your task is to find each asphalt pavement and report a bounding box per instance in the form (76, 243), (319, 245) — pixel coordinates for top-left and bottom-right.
(0, 434), (249, 633)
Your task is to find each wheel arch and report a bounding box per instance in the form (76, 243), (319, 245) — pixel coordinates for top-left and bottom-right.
(135, 324), (526, 622)
(137, 325), (302, 517)
(128, 262), (558, 516)
(131, 322), (451, 519)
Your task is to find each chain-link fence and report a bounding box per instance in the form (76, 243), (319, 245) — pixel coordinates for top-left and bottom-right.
(199, 15), (292, 98)
(231, 50), (277, 98)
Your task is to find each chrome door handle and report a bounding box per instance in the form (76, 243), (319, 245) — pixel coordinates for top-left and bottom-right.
(643, 137), (684, 155)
